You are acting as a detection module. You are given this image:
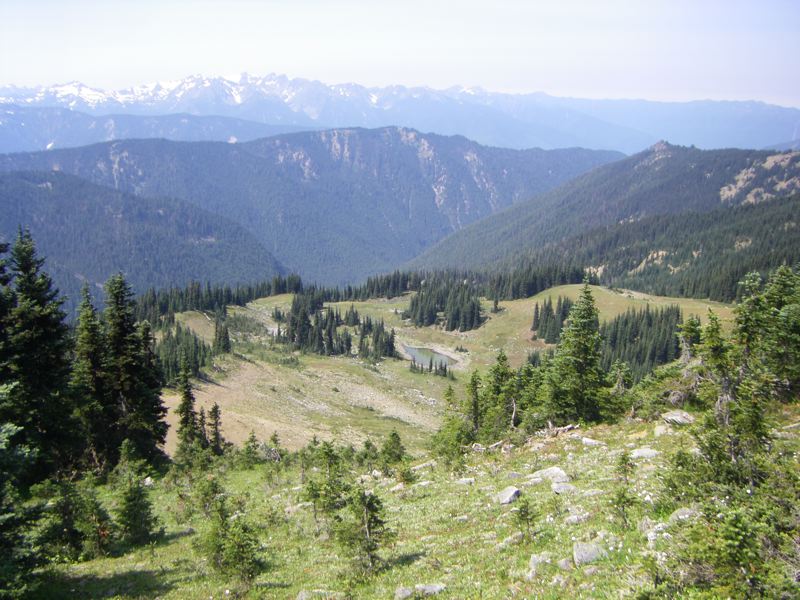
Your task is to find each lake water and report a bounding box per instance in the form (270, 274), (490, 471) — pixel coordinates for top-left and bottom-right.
(402, 345), (456, 367)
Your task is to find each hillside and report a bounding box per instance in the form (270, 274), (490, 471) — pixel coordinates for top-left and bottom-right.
(0, 128), (621, 284)
(4, 74), (800, 152)
(411, 144), (800, 272)
(158, 284), (733, 452)
(532, 195), (800, 301)
(0, 171), (282, 314)
(0, 104), (316, 153)
(27, 276), (800, 599)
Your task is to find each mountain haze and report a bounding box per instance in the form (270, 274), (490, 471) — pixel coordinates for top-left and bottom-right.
(0, 171), (283, 314)
(2, 74), (798, 153)
(0, 104), (315, 153)
(0, 127), (621, 284)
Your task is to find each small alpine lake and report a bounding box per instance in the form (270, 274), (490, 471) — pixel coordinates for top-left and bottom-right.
(402, 344), (456, 367)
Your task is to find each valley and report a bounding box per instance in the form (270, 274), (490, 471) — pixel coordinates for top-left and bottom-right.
(160, 285), (734, 454)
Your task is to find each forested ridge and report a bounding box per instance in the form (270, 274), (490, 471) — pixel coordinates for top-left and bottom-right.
(0, 171), (282, 316)
(0, 127), (620, 285)
(411, 143), (800, 274)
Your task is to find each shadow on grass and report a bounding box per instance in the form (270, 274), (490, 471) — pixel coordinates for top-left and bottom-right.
(32, 566), (177, 600)
(389, 550), (426, 568)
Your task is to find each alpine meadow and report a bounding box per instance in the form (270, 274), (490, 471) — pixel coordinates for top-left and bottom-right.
(1, 2), (799, 599)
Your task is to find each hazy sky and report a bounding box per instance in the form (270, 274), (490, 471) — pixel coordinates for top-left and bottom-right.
(1, 0), (798, 106)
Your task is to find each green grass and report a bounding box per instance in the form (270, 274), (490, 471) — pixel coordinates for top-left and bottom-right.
(34, 283), (797, 599)
(34, 400), (800, 598)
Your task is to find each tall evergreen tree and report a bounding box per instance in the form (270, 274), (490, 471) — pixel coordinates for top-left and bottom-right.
(3, 230), (74, 476)
(540, 283), (608, 423)
(207, 402), (225, 455)
(70, 286), (114, 472)
(0, 242), (12, 383)
(103, 274), (167, 464)
(212, 316), (231, 354)
(174, 360), (198, 458)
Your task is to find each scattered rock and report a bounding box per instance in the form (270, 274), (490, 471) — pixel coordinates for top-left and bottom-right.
(529, 551), (552, 572)
(582, 437), (604, 447)
(455, 477), (475, 485)
(415, 583), (446, 595)
(471, 443), (486, 453)
(631, 447), (660, 459)
(638, 516), (658, 535)
(564, 512), (589, 525)
(667, 390), (688, 407)
(582, 489), (605, 497)
(668, 507), (700, 525)
(413, 480), (433, 488)
(521, 478), (543, 488)
(531, 466), (569, 483)
(411, 460), (437, 472)
(583, 566), (600, 576)
(496, 486), (521, 505)
(495, 531), (524, 550)
(557, 557), (574, 571)
(551, 482), (577, 495)
(487, 440), (505, 451)
(653, 425), (670, 437)
(142, 476), (154, 487)
(662, 410), (695, 426)
(573, 541), (607, 566)
(389, 482), (405, 493)
(395, 587), (414, 600)
(454, 515), (469, 522)
(501, 442), (516, 454)
(507, 471), (523, 479)
(371, 469), (383, 479)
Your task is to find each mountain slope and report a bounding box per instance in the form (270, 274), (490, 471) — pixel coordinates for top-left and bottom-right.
(513, 195), (800, 301)
(0, 128), (622, 284)
(3, 74), (799, 153)
(0, 171), (282, 313)
(0, 104), (316, 153)
(411, 143), (800, 271)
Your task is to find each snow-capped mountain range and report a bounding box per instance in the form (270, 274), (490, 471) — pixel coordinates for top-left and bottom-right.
(2, 73), (799, 153)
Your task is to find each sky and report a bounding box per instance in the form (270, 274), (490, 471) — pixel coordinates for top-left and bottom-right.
(1, 0), (799, 106)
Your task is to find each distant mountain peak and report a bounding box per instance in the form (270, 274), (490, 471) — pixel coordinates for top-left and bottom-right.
(2, 74), (799, 153)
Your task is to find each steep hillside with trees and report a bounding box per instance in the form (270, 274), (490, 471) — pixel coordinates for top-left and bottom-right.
(411, 144), (800, 271)
(0, 171), (282, 315)
(0, 128), (621, 284)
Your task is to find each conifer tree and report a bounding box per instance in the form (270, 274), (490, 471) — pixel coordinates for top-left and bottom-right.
(0, 242), (12, 383)
(213, 316), (231, 354)
(3, 230), (74, 476)
(116, 476), (159, 547)
(540, 283), (608, 423)
(334, 487), (393, 571)
(379, 430), (405, 465)
(104, 274), (167, 464)
(207, 402), (225, 455)
(71, 285), (114, 471)
(174, 360), (198, 459)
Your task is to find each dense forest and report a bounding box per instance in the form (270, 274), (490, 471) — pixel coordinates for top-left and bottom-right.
(0, 171), (283, 316)
(513, 194), (800, 302)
